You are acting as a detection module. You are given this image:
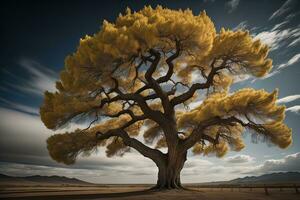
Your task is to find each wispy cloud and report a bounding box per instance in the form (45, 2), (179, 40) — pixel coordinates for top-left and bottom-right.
(278, 54), (300, 69)
(226, 0), (240, 13)
(4, 59), (58, 96)
(269, 0), (296, 20)
(233, 20), (248, 31)
(288, 37), (300, 47)
(254, 22), (300, 51)
(285, 11), (300, 20)
(20, 59), (58, 95)
(225, 155), (255, 163)
(261, 53), (300, 79)
(286, 105), (300, 114)
(0, 97), (39, 115)
(277, 94), (300, 104)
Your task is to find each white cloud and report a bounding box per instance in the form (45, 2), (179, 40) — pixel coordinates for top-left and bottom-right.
(188, 100), (203, 109)
(277, 94), (300, 104)
(286, 105), (300, 114)
(269, 0), (296, 20)
(5, 59), (58, 96)
(252, 152), (300, 174)
(0, 97), (39, 115)
(0, 108), (51, 158)
(234, 74), (252, 83)
(278, 54), (300, 69)
(271, 21), (289, 31)
(0, 156), (157, 184)
(225, 154), (255, 163)
(285, 11), (300, 20)
(262, 53), (300, 79)
(288, 37), (300, 47)
(233, 21), (248, 31)
(226, 0), (240, 13)
(254, 24), (300, 51)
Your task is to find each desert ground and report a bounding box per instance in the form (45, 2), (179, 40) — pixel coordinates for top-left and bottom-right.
(0, 185), (299, 200)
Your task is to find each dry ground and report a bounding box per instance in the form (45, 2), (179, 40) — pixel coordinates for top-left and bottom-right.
(0, 185), (299, 200)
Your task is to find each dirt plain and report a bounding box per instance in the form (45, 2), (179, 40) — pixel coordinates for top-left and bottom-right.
(0, 185), (299, 200)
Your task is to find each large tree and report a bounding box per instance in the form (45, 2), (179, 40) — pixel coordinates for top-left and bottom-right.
(41, 6), (292, 189)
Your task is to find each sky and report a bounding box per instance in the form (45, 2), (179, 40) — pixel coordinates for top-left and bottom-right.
(0, 0), (300, 184)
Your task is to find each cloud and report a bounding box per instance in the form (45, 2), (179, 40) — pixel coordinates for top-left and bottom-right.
(226, 0), (240, 13)
(278, 54), (300, 69)
(225, 154), (254, 163)
(0, 97), (39, 115)
(0, 108), (51, 160)
(276, 94), (300, 104)
(269, 0), (296, 20)
(288, 37), (300, 47)
(252, 152), (300, 174)
(262, 53), (300, 79)
(254, 23), (300, 51)
(285, 11), (300, 20)
(286, 105), (300, 114)
(271, 21), (289, 31)
(4, 58), (58, 96)
(0, 106), (159, 183)
(233, 21), (248, 31)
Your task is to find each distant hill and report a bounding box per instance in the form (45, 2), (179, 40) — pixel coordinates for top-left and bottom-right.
(0, 173), (94, 186)
(228, 172), (300, 184)
(198, 172), (300, 185)
(2, 171), (300, 187)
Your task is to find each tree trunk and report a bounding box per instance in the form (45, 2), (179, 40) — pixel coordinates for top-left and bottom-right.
(153, 151), (187, 190)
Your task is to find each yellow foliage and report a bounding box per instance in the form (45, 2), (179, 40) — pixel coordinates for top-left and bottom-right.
(263, 121), (292, 148)
(89, 115), (131, 134)
(179, 88), (292, 149)
(192, 140), (229, 157)
(106, 137), (129, 157)
(47, 129), (100, 165)
(41, 6), (291, 165)
(143, 125), (162, 144)
(175, 29), (272, 89)
(155, 137), (167, 149)
(40, 91), (100, 129)
(59, 5), (215, 94)
(201, 29), (273, 77)
(192, 123), (245, 157)
(125, 120), (144, 136)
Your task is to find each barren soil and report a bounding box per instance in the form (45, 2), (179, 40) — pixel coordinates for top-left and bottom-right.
(0, 185), (299, 200)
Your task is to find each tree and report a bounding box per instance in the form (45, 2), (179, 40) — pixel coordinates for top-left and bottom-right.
(40, 6), (292, 189)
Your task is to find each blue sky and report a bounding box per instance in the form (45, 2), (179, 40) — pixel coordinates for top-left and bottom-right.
(0, 0), (299, 183)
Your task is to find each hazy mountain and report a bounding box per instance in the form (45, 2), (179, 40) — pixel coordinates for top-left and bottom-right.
(228, 172), (300, 184)
(0, 174), (94, 186)
(2, 172), (300, 186)
(198, 172), (300, 185)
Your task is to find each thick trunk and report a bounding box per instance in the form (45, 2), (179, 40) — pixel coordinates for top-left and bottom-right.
(153, 151), (187, 189)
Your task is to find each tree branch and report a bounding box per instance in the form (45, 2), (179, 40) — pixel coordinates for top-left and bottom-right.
(96, 129), (166, 165)
(180, 115), (267, 152)
(157, 39), (181, 84)
(171, 59), (227, 106)
(144, 49), (174, 117)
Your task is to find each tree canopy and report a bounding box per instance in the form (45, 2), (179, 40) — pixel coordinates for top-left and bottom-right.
(40, 6), (292, 188)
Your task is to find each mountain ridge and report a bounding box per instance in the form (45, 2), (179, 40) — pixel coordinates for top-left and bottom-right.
(1, 171), (300, 186)
(0, 173), (93, 186)
(197, 172), (300, 185)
